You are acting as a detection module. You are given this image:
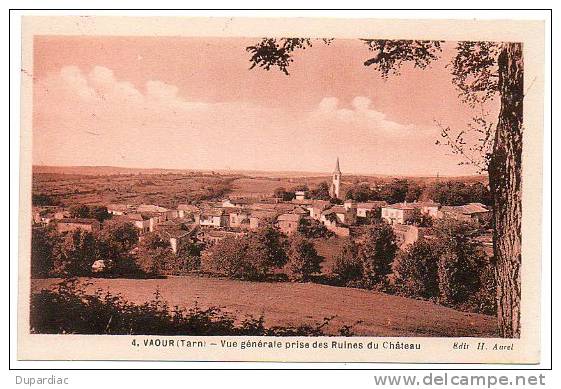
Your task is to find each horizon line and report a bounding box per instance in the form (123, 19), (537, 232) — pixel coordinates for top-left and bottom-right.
(32, 164), (487, 179)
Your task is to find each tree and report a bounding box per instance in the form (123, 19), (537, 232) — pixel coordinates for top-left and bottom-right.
(252, 225), (288, 268)
(136, 232), (174, 275)
(406, 208), (433, 227)
(297, 217), (333, 239)
(309, 181), (331, 200)
(69, 204), (90, 219)
(286, 234), (323, 281)
(247, 38), (523, 337)
(32, 193), (61, 206)
(432, 220), (487, 306)
(345, 183), (372, 202)
(292, 184), (309, 192)
(273, 187), (295, 201)
(31, 227), (57, 277)
(331, 240), (362, 285)
(69, 204), (111, 222)
(52, 230), (99, 276)
(101, 219), (139, 254)
(202, 231), (287, 280)
(405, 182), (423, 203)
(357, 224), (398, 287)
(392, 240), (440, 299)
(88, 205), (111, 223)
(99, 219), (140, 275)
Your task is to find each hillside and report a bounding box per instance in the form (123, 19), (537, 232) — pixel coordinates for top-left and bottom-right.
(31, 276), (498, 337)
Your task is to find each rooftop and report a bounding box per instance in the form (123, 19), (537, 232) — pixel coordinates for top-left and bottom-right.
(277, 213), (302, 222)
(57, 218), (99, 225)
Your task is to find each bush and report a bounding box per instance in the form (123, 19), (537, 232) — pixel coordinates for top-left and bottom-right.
(30, 280), (357, 336)
(286, 234), (323, 282)
(392, 240), (440, 299)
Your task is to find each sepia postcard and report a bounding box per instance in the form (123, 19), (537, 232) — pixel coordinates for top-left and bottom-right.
(17, 15), (545, 363)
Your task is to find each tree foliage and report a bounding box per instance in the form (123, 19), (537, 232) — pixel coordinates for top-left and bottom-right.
(331, 240), (362, 285)
(309, 181), (331, 200)
(358, 223), (398, 286)
(286, 234), (323, 282)
(361, 39), (443, 77)
(202, 229), (288, 281)
(51, 230), (99, 276)
(69, 204), (111, 222)
(392, 240), (440, 299)
(431, 220), (489, 306)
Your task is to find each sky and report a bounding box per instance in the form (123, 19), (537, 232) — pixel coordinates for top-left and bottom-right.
(32, 36), (498, 176)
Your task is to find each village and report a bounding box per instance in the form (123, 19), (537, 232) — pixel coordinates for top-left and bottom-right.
(31, 159), (493, 269)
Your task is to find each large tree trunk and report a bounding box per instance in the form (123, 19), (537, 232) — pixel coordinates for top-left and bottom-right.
(488, 42), (523, 338)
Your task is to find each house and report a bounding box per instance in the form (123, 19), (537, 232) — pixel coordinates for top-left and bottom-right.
(197, 229), (245, 245)
(228, 209), (251, 229)
(137, 204), (169, 214)
(197, 208), (229, 228)
(319, 208), (351, 237)
(55, 218), (100, 234)
(473, 231), (494, 256)
(222, 198), (252, 208)
(343, 199), (357, 211)
(392, 224), (427, 249)
(53, 210), (71, 220)
(295, 191), (306, 201)
(413, 201), (441, 218)
(293, 206), (309, 216)
(249, 210), (277, 230)
(32, 206), (67, 225)
(161, 229), (193, 254)
(107, 204), (132, 216)
(381, 203), (416, 225)
(356, 201), (388, 218)
(440, 203), (490, 223)
(277, 213), (302, 235)
(177, 204), (199, 219)
(123, 213), (151, 234)
(322, 205), (355, 225)
(154, 219), (185, 232)
(291, 198), (314, 208)
(308, 200), (331, 220)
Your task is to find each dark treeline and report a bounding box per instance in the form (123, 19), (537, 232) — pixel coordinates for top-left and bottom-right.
(344, 179), (492, 206)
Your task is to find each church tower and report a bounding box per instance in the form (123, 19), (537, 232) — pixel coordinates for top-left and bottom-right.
(330, 157), (342, 199)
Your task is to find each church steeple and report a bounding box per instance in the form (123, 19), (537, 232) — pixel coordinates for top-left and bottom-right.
(329, 157), (342, 199)
(334, 157), (341, 175)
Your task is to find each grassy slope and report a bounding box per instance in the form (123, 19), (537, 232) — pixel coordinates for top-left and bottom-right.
(31, 276), (498, 337)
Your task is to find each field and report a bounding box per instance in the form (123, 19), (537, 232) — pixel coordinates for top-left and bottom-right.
(32, 171), (238, 208)
(31, 276), (498, 337)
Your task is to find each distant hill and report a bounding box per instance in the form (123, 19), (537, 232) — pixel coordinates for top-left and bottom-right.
(33, 165), (196, 176)
(32, 165), (486, 182)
